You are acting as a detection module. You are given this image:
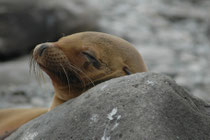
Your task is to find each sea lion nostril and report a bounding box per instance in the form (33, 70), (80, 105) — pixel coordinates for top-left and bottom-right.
(38, 44), (48, 56)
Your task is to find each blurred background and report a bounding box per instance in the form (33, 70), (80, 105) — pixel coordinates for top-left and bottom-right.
(0, 0), (210, 109)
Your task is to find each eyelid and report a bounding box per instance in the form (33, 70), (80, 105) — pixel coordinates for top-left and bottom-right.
(123, 67), (131, 75)
(82, 51), (97, 60)
(82, 51), (101, 69)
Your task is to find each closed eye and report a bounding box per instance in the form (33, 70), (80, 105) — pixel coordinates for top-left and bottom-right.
(82, 51), (101, 69)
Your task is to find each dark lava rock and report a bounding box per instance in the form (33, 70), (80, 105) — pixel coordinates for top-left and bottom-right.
(0, 0), (99, 61)
(6, 73), (210, 140)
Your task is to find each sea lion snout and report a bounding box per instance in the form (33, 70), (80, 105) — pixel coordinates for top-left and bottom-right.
(38, 44), (48, 56)
(33, 43), (53, 58)
(33, 42), (69, 66)
(33, 42), (70, 74)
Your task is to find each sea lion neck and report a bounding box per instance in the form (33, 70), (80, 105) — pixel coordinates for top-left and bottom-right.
(49, 86), (83, 111)
(52, 82), (83, 99)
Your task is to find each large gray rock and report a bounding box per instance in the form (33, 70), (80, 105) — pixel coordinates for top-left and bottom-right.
(0, 0), (99, 61)
(7, 73), (210, 140)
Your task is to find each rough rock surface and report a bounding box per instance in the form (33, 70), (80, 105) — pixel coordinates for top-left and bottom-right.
(0, 0), (99, 61)
(7, 73), (210, 140)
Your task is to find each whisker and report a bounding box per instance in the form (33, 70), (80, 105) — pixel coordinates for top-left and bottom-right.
(29, 53), (95, 93)
(66, 63), (86, 89)
(29, 55), (45, 84)
(66, 62), (95, 89)
(38, 66), (46, 83)
(60, 64), (71, 94)
(29, 55), (33, 74)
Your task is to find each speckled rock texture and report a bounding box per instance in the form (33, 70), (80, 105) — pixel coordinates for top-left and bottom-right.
(7, 73), (210, 140)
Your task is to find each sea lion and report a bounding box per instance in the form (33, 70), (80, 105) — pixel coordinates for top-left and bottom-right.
(0, 32), (147, 137)
(0, 108), (47, 139)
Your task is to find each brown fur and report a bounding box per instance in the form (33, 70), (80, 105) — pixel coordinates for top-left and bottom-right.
(0, 32), (147, 137)
(0, 108), (47, 136)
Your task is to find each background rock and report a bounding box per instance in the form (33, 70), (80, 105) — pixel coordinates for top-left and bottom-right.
(0, 0), (99, 61)
(7, 73), (210, 140)
(0, 56), (53, 109)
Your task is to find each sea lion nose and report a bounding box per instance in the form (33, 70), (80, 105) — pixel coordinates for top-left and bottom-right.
(38, 44), (49, 56)
(33, 43), (53, 59)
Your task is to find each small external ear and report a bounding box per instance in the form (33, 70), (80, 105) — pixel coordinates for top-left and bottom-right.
(123, 67), (132, 75)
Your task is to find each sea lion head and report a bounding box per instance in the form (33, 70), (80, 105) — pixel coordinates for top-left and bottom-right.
(32, 32), (147, 101)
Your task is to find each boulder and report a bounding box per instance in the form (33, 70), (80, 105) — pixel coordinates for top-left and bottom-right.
(0, 0), (99, 61)
(6, 73), (210, 140)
